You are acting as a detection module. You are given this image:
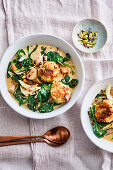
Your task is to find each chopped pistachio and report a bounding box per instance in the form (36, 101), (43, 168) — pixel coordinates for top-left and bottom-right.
(77, 28), (98, 48)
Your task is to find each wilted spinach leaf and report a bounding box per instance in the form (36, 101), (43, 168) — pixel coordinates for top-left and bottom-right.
(13, 87), (28, 106)
(61, 75), (78, 88)
(12, 74), (22, 82)
(69, 79), (78, 88)
(37, 83), (52, 103)
(95, 93), (106, 98)
(7, 62), (13, 78)
(27, 95), (38, 112)
(47, 52), (63, 65)
(63, 53), (71, 62)
(38, 102), (54, 113)
(21, 58), (33, 68)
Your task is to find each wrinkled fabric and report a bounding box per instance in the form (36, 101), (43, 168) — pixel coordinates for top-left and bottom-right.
(0, 0), (113, 169)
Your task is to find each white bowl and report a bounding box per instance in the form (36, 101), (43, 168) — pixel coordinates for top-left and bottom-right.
(0, 34), (85, 119)
(81, 77), (113, 152)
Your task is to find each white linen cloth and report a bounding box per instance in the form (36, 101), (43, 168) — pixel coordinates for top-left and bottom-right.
(0, 0), (113, 169)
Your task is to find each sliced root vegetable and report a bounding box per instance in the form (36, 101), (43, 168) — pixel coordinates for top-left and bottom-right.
(23, 78), (28, 83)
(106, 83), (113, 101)
(11, 64), (17, 71)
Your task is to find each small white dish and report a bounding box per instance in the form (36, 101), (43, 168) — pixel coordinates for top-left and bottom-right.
(72, 19), (107, 53)
(81, 77), (113, 152)
(0, 34), (85, 119)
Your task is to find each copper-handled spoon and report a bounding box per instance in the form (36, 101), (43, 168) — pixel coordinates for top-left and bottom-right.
(0, 126), (70, 147)
(0, 138), (64, 147)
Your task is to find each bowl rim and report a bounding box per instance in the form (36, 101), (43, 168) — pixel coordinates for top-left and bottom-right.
(81, 77), (113, 152)
(0, 33), (85, 119)
(72, 18), (107, 53)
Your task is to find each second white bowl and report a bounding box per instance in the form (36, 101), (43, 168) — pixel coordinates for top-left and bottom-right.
(81, 77), (113, 152)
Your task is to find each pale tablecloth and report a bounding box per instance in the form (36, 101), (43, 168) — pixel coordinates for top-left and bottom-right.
(0, 0), (113, 169)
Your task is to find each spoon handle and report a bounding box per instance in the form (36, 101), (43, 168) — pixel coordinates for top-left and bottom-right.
(0, 135), (43, 142)
(0, 138), (44, 147)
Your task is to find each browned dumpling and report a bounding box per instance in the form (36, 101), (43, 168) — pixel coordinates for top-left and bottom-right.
(50, 81), (71, 104)
(38, 61), (60, 82)
(95, 100), (113, 122)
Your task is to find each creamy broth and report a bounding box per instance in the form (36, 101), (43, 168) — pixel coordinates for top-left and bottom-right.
(7, 44), (77, 113)
(104, 134), (113, 142)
